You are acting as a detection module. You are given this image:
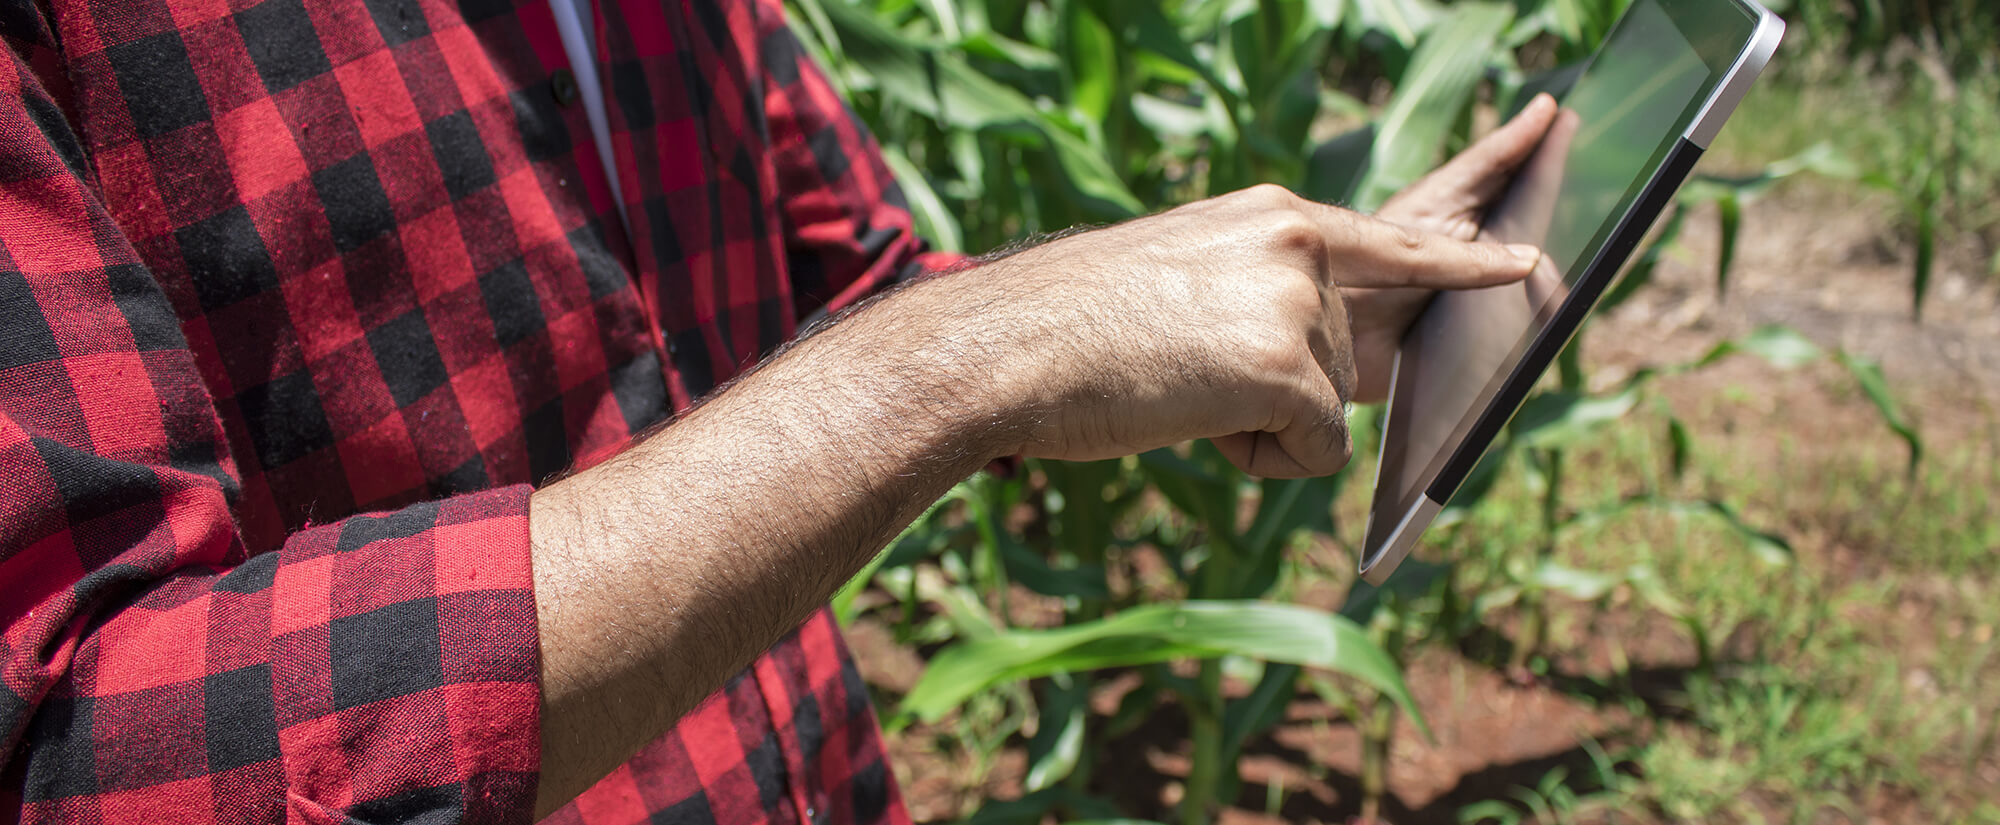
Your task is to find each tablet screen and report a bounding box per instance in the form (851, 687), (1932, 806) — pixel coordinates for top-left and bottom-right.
(1371, 0), (1757, 542)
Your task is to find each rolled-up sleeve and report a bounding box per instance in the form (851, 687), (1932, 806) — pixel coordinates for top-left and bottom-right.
(752, 0), (963, 319)
(0, 38), (541, 825)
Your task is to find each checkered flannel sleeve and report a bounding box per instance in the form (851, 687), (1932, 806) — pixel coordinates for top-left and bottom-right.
(0, 42), (541, 825)
(753, 0), (963, 318)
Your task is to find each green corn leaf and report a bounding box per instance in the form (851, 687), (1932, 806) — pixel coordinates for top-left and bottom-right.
(1714, 191), (1741, 300)
(1350, 2), (1513, 210)
(914, 0), (961, 40)
(818, 2), (1140, 215)
(900, 601), (1426, 737)
(1345, 0), (1445, 48)
(1690, 323), (1822, 370)
(1834, 351), (1923, 474)
(880, 146), (964, 252)
(916, 568), (1005, 642)
(1139, 446), (1244, 540)
(1337, 557), (1453, 622)
(1061, 1), (1117, 124)
(784, 0), (845, 67)
(1549, 0), (1587, 45)
(1242, 474), (1341, 558)
(1116, 2), (1245, 100)
(1560, 495), (1793, 565)
(1912, 174), (1938, 320)
(1667, 415), (1692, 481)
(1509, 384), (1642, 450)
(1680, 141), (1860, 204)
(1303, 123), (1375, 204)
(1306, 0), (1345, 29)
(1023, 674), (1088, 791)
(1000, 539), (1110, 600)
(958, 31), (1061, 72)
(1654, 500), (1794, 565)
(1219, 663), (1301, 763)
(831, 490), (957, 625)
(1130, 93), (1211, 140)
(1457, 800), (1527, 825)
(1524, 559), (1621, 600)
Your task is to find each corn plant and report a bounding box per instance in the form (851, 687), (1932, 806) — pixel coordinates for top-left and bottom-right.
(796, 1), (1926, 822)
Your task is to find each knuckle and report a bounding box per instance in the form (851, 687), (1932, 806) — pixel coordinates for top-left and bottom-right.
(1245, 332), (1299, 377)
(1240, 182), (1300, 209)
(1267, 212), (1322, 255)
(1390, 222), (1429, 254)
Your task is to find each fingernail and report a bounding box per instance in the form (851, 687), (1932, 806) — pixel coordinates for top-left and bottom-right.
(1507, 244), (1542, 264)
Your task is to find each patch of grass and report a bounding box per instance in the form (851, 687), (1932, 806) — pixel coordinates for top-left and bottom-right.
(1708, 22), (2000, 277)
(1402, 365), (1999, 822)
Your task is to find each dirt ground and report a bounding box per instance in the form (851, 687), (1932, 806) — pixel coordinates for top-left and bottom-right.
(850, 183), (2000, 824)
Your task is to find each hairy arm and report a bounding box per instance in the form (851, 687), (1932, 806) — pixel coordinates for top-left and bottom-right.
(529, 180), (1547, 816)
(528, 276), (1031, 816)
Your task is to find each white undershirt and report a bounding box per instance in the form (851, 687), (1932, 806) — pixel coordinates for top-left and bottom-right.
(548, 0), (628, 234)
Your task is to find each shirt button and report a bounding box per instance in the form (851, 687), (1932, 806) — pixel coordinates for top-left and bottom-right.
(551, 68), (580, 106)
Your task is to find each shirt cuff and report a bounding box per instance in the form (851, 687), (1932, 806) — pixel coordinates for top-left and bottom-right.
(268, 484), (541, 824)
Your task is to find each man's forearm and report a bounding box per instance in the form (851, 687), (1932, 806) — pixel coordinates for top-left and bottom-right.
(528, 277), (1024, 816)
(523, 172), (1548, 814)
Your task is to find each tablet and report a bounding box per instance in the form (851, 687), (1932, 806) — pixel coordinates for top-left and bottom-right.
(1359, 0), (1784, 584)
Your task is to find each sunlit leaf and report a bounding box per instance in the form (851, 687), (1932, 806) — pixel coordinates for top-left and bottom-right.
(1691, 324), (1822, 370)
(1345, 0), (1445, 48)
(1306, 0), (1345, 29)
(914, 0), (961, 40)
(901, 601), (1425, 736)
(1350, 2), (1513, 210)
(959, 31), (1061, 72)
(880, 146), (964, 252)
(1130, 93), (1210, 140)
(1024, 675), (1088, 791)
(1525, 559), (1620, 600)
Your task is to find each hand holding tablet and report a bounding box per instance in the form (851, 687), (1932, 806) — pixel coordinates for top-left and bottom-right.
(1360, 0), (1786, 583)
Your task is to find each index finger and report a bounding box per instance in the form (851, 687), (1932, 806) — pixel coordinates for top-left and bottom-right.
(1308, 204), (1543, 290)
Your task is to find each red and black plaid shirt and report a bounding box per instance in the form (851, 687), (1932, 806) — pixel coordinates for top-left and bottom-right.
(0, 0), (955, 821)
